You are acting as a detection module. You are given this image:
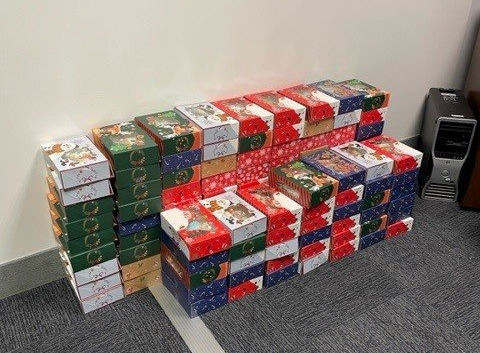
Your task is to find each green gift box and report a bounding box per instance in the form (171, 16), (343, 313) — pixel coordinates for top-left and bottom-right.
(59, 228), (116, 256)
(238, 131), (272, 153)
(361, 189), (391, 210)
(115, 164), (161, 189)
(116, 179), (162, 206)
(117, 196), (162, 223)
(67, 241), (117, 272)
(119, 238), (161, 266)
(92, 121), (160, 171)
(162, 165), (201, 190)
(53, 210), (114, 241)
(229, 233), (266, 262)
(47, 193), (115, 223)
(118, 225), (161, 250)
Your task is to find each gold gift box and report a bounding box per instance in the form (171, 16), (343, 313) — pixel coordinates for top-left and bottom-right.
(121, 254), (161, 281)
(123, 269), (161, 295)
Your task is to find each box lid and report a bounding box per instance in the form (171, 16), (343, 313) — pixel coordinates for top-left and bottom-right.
(134, 110), (203, 156)
(309, 80), (365, 101)
(338, 79), (390, 110)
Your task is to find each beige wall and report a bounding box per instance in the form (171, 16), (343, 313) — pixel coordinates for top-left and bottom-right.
(0, 0), (474, 264)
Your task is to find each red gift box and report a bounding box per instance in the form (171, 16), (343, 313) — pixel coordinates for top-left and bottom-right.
(272, 123), (304, 145)
(302, 197), (335, 222)
(329, 238), (359, 262)
(331, 214), (361, 236)
(329, 124), (357, 147)
(228, 277), (263, 302)
(300, 215), (332, 235)
(386, 216), (414, 239)
(162, 181), (201, 207)
(237, 147), (272, 169)
(266, 222), (300, 246)
(201, 171), (237, 196)
(302, 132), (331, 154)
(335, 185), (364, 208)
(237, 163), (270, 187)
(272, 139), (303, 160)
(331, 225), (360, 249)
(360, 107), (388, 126)
(265, 253), (298, 274)
(299, 238), (330, 261)
(271, 155), (298, 168)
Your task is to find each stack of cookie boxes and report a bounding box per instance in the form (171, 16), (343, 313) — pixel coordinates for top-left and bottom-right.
(175, 103), (239, 198)
(160, 200), (231, 317)
(269, 160), (338, 274)
(42, 136), (123, 313)
(338, 79), (390, 141)
(200, 192), (267, 302)
(237, 183), (303, 286)
(213, 97), (274, 189)
(362, 135), (423, 238)
(92, 122), (162, 295)
(134, 111), (203, 207)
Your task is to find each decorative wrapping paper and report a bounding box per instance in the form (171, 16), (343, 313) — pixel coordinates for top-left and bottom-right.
(331, 225), (360, 249)
(360, 107), (388, 126)
(229, 233), (266, 262)
(301, 148), (365, 192)
(117, 213), (161, 237)
(278, 84), (339, 122)
(263, 262), (298, 288)
(160, 201), (231, 261)
(309, 80), (365, 114)
(362, 135), (423, 174)
(270, 160), (338, 209)
(388, 206), (413, 225)
(230, 251), (265, 274)
(229, 262), (265, 288)
(328, 124), (358, 147)
(300, 212), (332, 235)
(201, 155), (237, 179)
(333, 201), (363, 222)
(356, 121), (385, 141)
(331, 215), (361, 236)
(386, 217), (414, 239)
(364, 174), (395, 197)
(359, 229), (386, 250)
(201, 192), (267, 245)
(266, 253), (298, 274)
(228, 276), (263, 302)
(201, 171), (237, 197)
(202, 139), (239, 161)
(299, 238), (330, 260)
(272, 139), (303, 160)
(123, 269), (160, 295)
(271, 155), (298, 168)
(174, 102), (239, 145)
(56, 226), (115, 256)
(72, 282), (125, 314)
(360, 215), (388, 238)
(238, 131), (272, 154)
(118, 238), (160, 266)
(303, 118), (335, 138)
(162, 165), (201, 190)
(42, 136), (111, 190)
(333, 110), (361, 129)
(393, 168), (420, 187)
(298, 250), (329, 274)
(237, 163), (270, 187)
(134, 110), (203, 156)
(237, 147), (272, 169)
(115, 177), (161, 207)
(338, 79), (390, 112)
(121, 254), (161, 281)
(74, 272), (122, 301)
(245, 91), (306, 129)
(162, 181), (201, 207)
(266, 222), (300, 246)
(265, 238), (299, 260)
(272, 122), (305, 145)
(115, 164), (161, 190)
(361, 203), (388, 223)
(213, 97), (274, 136)
(92, 121), (159, 172)
(335, 184), (364, 208)
(302, 197), (335, 222)
(237, 183), (302, 230)
(361, 189), (391, 210)
(299, 225), (332, 247)
(391, 182), (416, 201)
(329, 237), (359, 262)
(161, 149), (202, 173)
(116, 195), (162, 223)
(302, 132), (330, 153)
(332, 141), (394, 181)
(202, 184), (238, 200)
(161, 270), (228, 318)
(388, 193), (415, 212)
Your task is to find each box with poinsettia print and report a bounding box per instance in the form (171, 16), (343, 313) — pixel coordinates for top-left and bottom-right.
(359, 229), (386, 250)
(213, 97), (274, 136)
(160, 200), (231, 261)
(309, 80), (365, 114)
(202, 155), (237, 179)
(237, 147), (272, 169)
(270, 160), (339, 209)
(263, 262), (298, 288)
(338, 79), (390, 112)
(245, 90), (306, 129)
(356, 121), (385, 141)
(237, 163), (270, 187)
(360, 107), (388, 126)
(228, 276), (263, 302)
(266, 222), (300, 246)
(329, 237), (359, 262)
(335, 184), (364, 208)
(362, 135), (423, 175)
(201, 171), (237, 198)
(265, 253), (298, 274)
(386, 217), (414, 239)
(271, 122), (305, 145)
(360, 215), (388, 237)
(237, 183), (302, 230)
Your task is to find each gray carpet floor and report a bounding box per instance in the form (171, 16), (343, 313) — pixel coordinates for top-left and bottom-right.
(2, 197), (480, 352)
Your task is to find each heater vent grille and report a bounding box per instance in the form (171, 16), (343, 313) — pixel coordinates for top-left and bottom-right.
(423, 182), (456, 201)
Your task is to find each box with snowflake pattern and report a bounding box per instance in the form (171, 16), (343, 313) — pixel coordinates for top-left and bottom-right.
(237, 163), (270, 187)
(201, 171), (237, 198)
(237, 147), (272, 169)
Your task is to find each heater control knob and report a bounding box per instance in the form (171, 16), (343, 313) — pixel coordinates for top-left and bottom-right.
(441, 170), (450, 177)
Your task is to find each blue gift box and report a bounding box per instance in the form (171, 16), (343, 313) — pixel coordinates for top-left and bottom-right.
(388, 206), (413, 225)
(356, 121), (385, 141)
(364, 174), (394, 197)
(333, 201), (363, 222)
(309, 80), (365, 114)
(161, 149), (202, 174)
(229, 262), (265, 288)
(360, 229), (386, 250)
(162, 270), (228, 318)
(391, 182), (416, 200)
(299, 225), (332, 247)
(161, 259), (228, 304)
(301, 148), (366, 192)
(116, 213), (161, 236)
(393, 168), (420, 187)
(263, 262), (299, 288)
(361, 203), (388, 223)
(389, 193), (415, 212)
(161, 230), (229, 274)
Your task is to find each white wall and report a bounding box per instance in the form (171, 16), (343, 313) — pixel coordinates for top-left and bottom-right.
(0, 0), (474, 264)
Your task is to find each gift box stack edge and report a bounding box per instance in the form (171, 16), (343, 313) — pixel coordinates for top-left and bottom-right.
(42, 78), (422, 316)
